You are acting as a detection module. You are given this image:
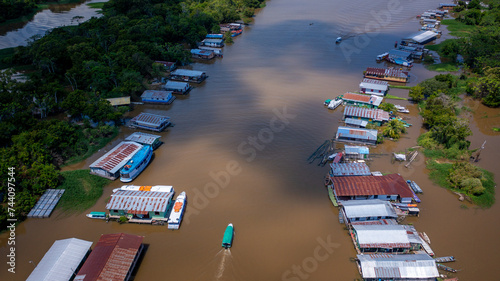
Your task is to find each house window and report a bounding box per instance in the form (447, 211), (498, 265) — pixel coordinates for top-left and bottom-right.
(154, 211), (160, 216)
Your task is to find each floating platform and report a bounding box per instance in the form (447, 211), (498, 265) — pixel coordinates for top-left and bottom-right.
(434, 256), (455, 263)
(27, 189), (65, 218)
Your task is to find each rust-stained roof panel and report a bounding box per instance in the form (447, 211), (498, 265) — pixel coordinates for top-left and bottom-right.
(332, 174), (414, 198)
(89, 142), (143, 174)
(75, 233), (144, 281)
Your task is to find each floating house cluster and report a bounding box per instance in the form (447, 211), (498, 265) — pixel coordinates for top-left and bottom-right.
(189, 23), (243, 60)
(26, 233), (145, 281)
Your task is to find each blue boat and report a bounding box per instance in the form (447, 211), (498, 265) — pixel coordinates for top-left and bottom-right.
(120, 145), (153, 182)
(222, 223), (234, 249)
(206, 33), (224, 39)
(407, 180), (423, 193)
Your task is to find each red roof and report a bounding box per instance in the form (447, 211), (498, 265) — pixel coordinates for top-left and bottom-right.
(332, 174), (414, 198)
(365, 67), (408, 78)
(89, 142), (142, 174)
(343, 92), (371, 103)
(75, 233), (144, 281)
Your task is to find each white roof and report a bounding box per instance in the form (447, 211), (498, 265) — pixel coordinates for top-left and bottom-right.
(164, 80), (190, 90)
(27, 238), (92, 281)
(171, 69), (205, 77)
(168, 191), (186, 223)
(359, 79), (389, 91)
(407, 31), (438, 43)
(358, 254), (439, 279)
(353, 225), (410, 247)
(342, 199), (397, 219)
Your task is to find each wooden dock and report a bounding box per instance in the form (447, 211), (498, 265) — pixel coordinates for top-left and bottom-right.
(27, 189), (65, 218)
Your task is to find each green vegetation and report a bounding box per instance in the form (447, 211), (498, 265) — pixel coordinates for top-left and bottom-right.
(57, 169), (111, 212)
(440, 18), (477, 37)
(493, 127), (500, 132)
(378, 102), (396, 112)
(428, 161), (496, 208)
(425, 62), (460, 72)
(382, 119), (407, 140)
(87, 2), (105, 9)
(384, 94), (408, 100)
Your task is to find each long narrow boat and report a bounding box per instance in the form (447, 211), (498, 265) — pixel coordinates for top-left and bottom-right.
(86, 211), (107, 219)
(222, 223), (234, 249)
(419, 231), (431, 245)
(434, 256), (455, 263)
(436, 263), (458, 273)
(167, 191), (187, 230)
(119, 145), (153, 182)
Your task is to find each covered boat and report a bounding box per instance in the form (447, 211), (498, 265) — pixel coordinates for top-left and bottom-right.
(86, 211), (107, 219)
(222, 223), (234, 249)
(167, 191), (187, 230)
(119, 145), (153, 182)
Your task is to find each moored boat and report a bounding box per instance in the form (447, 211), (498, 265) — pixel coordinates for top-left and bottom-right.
(434, 256), (455, 263)
(120, 145), (153, 182)
(419, 231), (431, 244)
(222, 223), (234, 249)
(336, 37), (342, 43)
(86, 211), (107, 219)
(436, 263), (458, 273)
(167, 191), (187, 230)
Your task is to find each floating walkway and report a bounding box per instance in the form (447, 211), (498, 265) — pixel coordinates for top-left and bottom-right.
(27, 189), (65, 218)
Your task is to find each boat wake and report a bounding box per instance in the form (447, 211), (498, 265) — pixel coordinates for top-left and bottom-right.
(215, 249), (232, 281)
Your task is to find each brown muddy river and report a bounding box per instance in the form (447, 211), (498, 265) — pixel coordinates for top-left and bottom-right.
(1, 0), (500, 280)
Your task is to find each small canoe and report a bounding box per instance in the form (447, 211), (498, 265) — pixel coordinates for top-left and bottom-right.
(419, 231), (431, 244)
(437, 263), (458, 273)
(86, 212), (107, 219)
(434, 256), (455, 263)
(222, 223), (234, 249)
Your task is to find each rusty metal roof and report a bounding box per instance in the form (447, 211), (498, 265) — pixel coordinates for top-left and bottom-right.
(89, 142), (143, 174)
(75, 233), (143, 281)
(365, 67), (409, 78)
(332, 174), (414, 198)
(344, 106), (390, 122)
(106, 190), (174, 214)
(130, 113), (170, 127)
(343, 92), (371, 103)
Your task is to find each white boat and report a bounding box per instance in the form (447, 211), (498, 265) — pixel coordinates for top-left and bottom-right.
(168, 191), (187, 230)
(376, 52), (389, 61)
(336, 37), (342, 43)
(328, 99), (342, 110)
(113, 185), (174, 193)
(395, 104), (409, 113)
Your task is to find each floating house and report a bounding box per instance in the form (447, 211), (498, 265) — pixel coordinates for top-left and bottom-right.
(75, 233), (144, 281)
(356, 253), (439, 280)
(388, 49), (413, 61)
(342, 92), (383, 108)
(129, 113), (171, 132)
(201, 38), (224, 48)
(403, 31), (439, 45)
(220, 23), (242, 33)
(169, 69), (207, 83)
(344, 145), (370, 160)
(191, 49), (215, 60)
(350, 218), (399, 226)
(106, 190), (174, 222)
(164, 80), (191, 94)
(341, 200), (398, 225)
(345, 118), (368, 128)
(206, 33), (223, 39)
(125, 132), (162, 149)
(352, 224), (414, 253)
(106, 97), (131, 107)
(439, 3), (457, 10)
(140, 90), (175, 105)
(154, 61), (176, 71)
(343, 106), (390, 126)
(331, 173), (415, 202)
(329, 162), (371, 177)
(364, 67), (409, 83)
(397, 45), (425, 59)
(359, 78), (389, 96)
(27, 238), (92, 281)
(335, 126), (378, 145)
(199, 46), (223, 57)
(89, 141), (143, 180)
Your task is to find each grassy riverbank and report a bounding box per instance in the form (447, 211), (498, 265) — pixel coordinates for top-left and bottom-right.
(57, 169), (111, 212)
(86, 2), (105, 9)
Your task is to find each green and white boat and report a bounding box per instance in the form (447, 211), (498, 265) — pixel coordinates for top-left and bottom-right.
(86, 211), (107, 219)
(222, 223), (234, 249)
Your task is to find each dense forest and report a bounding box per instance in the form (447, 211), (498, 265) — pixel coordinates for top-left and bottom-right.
(0, 0), (37, 23)
(0, 0), (266, 231)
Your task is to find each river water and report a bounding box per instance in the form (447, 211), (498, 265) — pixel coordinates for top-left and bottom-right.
(0, 0), (105, 49)
(1, 0), (500, 280)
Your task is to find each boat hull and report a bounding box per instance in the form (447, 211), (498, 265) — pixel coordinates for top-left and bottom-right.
(167, 192), (187, 230)
(222, 223), (234, 248)
(120, 146), (153, 182)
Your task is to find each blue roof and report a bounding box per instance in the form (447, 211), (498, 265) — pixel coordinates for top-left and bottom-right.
(345, 118), (368, 128)
(345, 145), (370, 155)
(191, 49), (213, 56)
(206, 34), (223, 39)
(330, 162), (371, 176)
(120, 145), (152, 175)
(336, 126), (378, 141)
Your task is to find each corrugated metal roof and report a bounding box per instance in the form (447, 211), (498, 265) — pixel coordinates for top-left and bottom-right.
(344, 106), (389, 122)
(354, 225), (411, 248)
(365, 67), (409, 79)
(125, 132), (161, 146)
(343, 92), (371, 103)
(336, 126), (378, 141)
(130, 113), (170, 127)
(342, 199), (397, 219)
(345, 118), (368, 127)
(106, 190), (174, 213)
(405, 31), (438, 44)
(75, 233), (143, 281)
(141, 90), (173, 100)
(171, 69), (206, 77)
(106, 97), (130, 106)
(345, 145), (370, 155)
(164, 80), (190, 90)
(388, 49), (412, 59)
(201, 38), (224, 44)
(27, 238), (92, 281)
(358, 253), (439, 279)
(361, 78), (389, 86)
(330, 162), (371, 177)
(332, 173), (414, 198)
(191, 49), (214, 56)
(351, 219), (399, 226)
(89, 142), (143, 174)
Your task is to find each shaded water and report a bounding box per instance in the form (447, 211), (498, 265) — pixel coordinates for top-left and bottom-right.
(1, 0), (500, 280)
(0, 0), (105, 49)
